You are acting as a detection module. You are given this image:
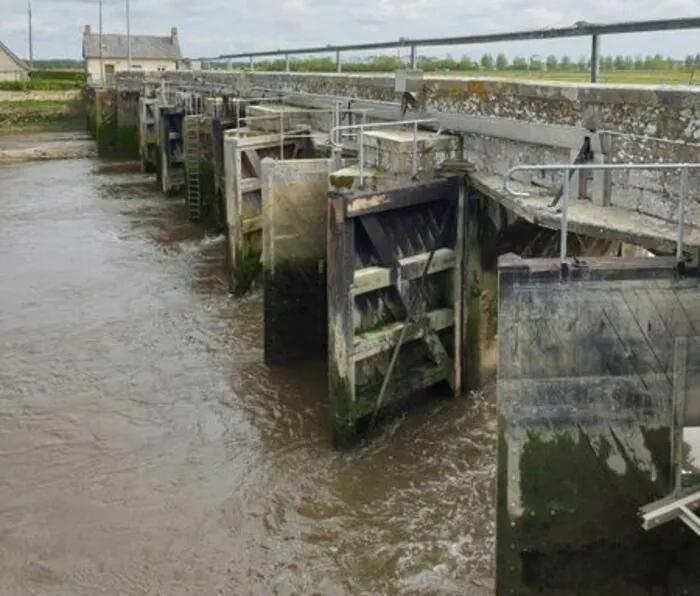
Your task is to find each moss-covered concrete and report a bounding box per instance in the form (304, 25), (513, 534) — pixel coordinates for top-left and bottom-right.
(263, 259), (327, 365)
(231, 241), (262, 296)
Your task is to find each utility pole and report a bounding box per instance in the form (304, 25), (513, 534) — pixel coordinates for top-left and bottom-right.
(99, 0), (104, 82)
(27, 0), (34, 68)
(126, 0), (132, 71)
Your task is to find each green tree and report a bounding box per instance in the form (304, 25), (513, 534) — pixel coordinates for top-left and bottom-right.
(495, 53), (509, 70)
(480, 53), (494, 70)
(511, 56), (528, 70)
(545, 55), (558, 70)
(559, 55), (572, 70)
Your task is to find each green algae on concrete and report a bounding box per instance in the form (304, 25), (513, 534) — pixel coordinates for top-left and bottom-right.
(115, 125), (140, 159)
(263, 259), (327, 365)
(231, 241), (262, 296)
(495, 254), (700, 594)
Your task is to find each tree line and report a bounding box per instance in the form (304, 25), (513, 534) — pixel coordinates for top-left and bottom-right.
(223, 52), (700, 72)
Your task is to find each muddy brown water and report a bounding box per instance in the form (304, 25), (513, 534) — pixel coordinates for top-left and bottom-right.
(0, 158), (496, 595)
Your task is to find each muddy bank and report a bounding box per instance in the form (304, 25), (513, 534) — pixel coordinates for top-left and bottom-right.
(0, 132), (95, 163)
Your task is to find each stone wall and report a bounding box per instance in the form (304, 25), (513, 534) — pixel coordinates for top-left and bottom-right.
(114, 71), (700, 224)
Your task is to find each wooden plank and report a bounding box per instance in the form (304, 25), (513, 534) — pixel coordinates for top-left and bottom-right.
(241, 177), (261, 193)
(346, 175), (461, 217)
(352, 308), (455, 361)
(352, 248), (456, 295)
(243, 149), (262, 178)
(327, 192), (358, 445)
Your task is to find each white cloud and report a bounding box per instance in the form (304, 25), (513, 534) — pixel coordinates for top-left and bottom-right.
(0, 0), (698, 60)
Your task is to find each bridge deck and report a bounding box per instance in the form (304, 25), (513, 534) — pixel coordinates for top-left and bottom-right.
(471, 172), (700, 255)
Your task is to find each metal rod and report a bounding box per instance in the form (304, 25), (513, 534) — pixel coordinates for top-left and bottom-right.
(335, 50), (341, 73)
(216, 17), (700, 60)
(411, 120), (418, 178)
(590, 34), (600, 83)
(410, 45), (417, 69)
(328, 118), (437, 150)
(677, 168), (689, 261)
(279, 110), (284, 160)
(359, 127), (364, 187)
(503, 163), (700, 198)
(561, 168), (570, 264)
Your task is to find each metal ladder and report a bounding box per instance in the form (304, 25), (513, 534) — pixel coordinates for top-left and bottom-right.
(184, 115), (202, 221)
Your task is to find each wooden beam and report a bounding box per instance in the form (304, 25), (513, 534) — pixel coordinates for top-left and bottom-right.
(352, 248), (456, 295)
(243, 149), (262, 178)
(352, 307), (454, 361)
(346, 175), (461, 218)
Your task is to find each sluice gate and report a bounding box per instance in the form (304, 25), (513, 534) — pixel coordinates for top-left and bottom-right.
(91, 70), (700, 594)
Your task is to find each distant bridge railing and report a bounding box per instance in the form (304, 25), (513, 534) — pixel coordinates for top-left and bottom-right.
(198, 17), (700, 83)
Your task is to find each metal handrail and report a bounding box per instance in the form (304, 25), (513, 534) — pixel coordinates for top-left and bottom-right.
(503, 162), (700, 264)
(329, 118), (439, 184)
(206, 17), (700, 82)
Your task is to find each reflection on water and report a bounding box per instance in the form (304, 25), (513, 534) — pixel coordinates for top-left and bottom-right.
(0, 159), (496, 595)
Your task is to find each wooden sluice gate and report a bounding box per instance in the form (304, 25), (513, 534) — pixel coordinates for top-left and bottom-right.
(139, 96), (158, 173)
(495, 161), (700, 594)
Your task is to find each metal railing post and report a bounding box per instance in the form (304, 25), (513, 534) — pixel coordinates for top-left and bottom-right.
(336, 50), (342, 73)
(410, 45), (417, 69)
(411, 120), (418, 178)
(591, 34), (600, 83)
(678, 168), (689, 261)
(561, 168), (570, 264)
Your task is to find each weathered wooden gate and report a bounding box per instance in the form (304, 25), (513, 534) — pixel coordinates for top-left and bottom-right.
(223, 130), (316, 295)
(139, 97), (158, 173)
(212, 116), (241, 230)
(261, 158), (330, 365)
(327, 174), (468, 443)
(159, 107), (185, 196)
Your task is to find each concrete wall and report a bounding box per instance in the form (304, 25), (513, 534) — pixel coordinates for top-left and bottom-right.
(497, 253), (700, 594)
(0, 70), (28, 82)
(114, 70), (700, 226)
(86, 58), (178, 80)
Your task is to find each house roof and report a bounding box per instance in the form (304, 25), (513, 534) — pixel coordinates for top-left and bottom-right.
(0, 39), (29, 71)
(83, 33), (181, 61)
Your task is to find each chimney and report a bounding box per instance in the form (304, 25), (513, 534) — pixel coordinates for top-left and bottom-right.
(171, 27), (178, 43)
(84, 24), (92, 35)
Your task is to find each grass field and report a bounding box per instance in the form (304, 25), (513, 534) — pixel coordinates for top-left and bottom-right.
(443, 69), (699, 85)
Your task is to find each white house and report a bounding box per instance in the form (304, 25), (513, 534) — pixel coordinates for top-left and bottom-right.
(0, 39), (29, 81)
(82, 25), (182, 81)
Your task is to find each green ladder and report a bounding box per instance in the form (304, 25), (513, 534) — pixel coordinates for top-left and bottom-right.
(184, 115), (202, 221)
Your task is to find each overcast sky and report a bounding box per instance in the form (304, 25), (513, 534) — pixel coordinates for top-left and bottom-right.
(1, 0), (699, 61)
